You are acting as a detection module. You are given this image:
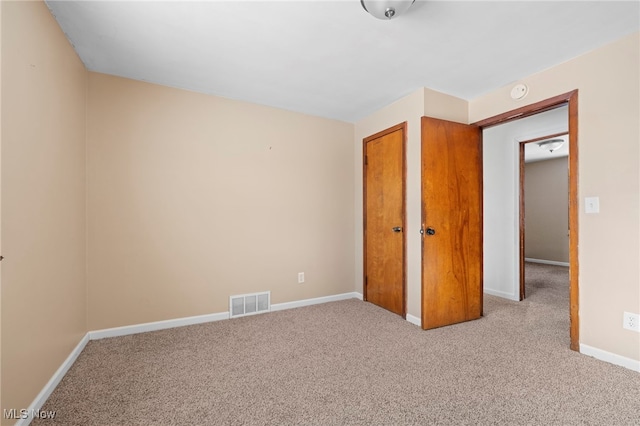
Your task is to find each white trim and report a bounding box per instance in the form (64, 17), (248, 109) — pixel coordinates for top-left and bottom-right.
(271, 292), (362, 312)
(483, 288), (520, 301)
(89, 311), (230, 340)
(580, 344), (640, 372)
(21, 290), (365, 424)
(525, 258), (570, 267)
(90, 292), (364, 339)
(406, 313), (421, 327)
(15, 334), (90, 426)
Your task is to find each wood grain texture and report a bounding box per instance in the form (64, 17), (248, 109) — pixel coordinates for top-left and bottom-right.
(473, 92), (574, 129)
(421, 117), (483, 329)
(567, 91), (579, 351)
(519, 142), (526, 301)
(363, 123), (406, 317)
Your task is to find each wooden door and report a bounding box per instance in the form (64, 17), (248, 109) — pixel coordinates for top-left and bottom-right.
(363, 123), (406, 317)
(421, 117), (482, 329)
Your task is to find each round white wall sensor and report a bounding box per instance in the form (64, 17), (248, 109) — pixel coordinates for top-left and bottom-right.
(510, 83), (529, 100)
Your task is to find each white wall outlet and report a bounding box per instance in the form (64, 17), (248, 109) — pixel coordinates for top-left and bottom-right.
(623, 312), (639, 332)
(298, 272), (305, 284)
(585, 196), (600, 214)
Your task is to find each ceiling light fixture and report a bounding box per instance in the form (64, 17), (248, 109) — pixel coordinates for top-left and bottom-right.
(538, 138), (565, 153)
(361, 0), (415, 20)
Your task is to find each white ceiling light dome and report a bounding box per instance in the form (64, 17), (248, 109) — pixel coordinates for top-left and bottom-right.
(361, 0), (416, 20)
(538, 138), (566, 153)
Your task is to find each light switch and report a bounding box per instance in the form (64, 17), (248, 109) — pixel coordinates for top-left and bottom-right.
(585, 197), (600, 214)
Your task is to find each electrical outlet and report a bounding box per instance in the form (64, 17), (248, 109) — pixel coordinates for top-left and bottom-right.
(298, 272), (305, 284)
(623, 312), (639, 332)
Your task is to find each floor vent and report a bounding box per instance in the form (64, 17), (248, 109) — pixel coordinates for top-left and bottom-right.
(229, 291), (271, 319)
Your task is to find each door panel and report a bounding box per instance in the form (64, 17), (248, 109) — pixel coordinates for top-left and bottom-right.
(364, 124), (405, 317)
(421, 117), (482, 329)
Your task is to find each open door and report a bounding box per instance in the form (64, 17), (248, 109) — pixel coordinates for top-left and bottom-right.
(421, 117), (483, 329)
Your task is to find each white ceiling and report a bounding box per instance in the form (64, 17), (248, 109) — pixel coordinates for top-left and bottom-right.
(45, 1), (640, 122)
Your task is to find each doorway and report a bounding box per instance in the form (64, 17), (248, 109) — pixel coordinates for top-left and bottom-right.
(474, 91), (579, 351)
(363, 123), (406, 317)
(520, 133), (570, 299)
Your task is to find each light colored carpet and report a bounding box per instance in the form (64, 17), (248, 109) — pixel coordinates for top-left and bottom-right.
(35, 263), (640, 425)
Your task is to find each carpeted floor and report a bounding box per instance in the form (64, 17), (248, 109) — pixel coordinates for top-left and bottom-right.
(35, 263), (640, 425)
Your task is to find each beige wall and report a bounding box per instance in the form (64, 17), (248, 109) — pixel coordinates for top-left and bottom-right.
(354, 88), (467, 321)
(470, 32), (640, 360)
(355, 33), (639, 362)
(1, 1), (88, 421)
(2, 2), (638, 417)
(525, 157), (570, 263)
(86, 73), (355, 330)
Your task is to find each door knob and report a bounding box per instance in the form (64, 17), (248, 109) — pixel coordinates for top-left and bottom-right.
(392, 226), (403, 233)
(426, 227), (436, 236)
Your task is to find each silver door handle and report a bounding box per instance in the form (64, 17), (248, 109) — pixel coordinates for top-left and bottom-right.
(392, 227), (403, 233)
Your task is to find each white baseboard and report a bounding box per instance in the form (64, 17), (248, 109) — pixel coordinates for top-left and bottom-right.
(406, 313), (421, 327)
(90, 293), (364, 340)
(15, 333), (90, 426)
(483, 288), (519, 301)
(580, 344), (640, 372)
(271, 292), (362, 312)
(23, 291), (364, 424)
(22, 291), (640, 426)
(4, 292), (365, 425)
(89, 311), (230, 340)
(90, 292), (364, 340)
(525, 258), (570, 267)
